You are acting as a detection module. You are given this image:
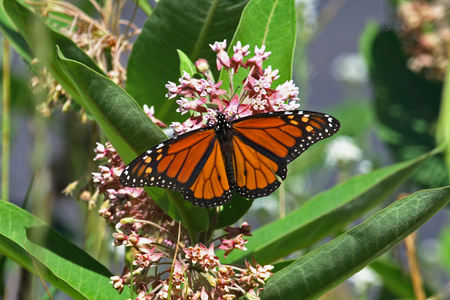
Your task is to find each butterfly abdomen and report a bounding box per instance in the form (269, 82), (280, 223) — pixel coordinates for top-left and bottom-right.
(214, 113), (237, 188)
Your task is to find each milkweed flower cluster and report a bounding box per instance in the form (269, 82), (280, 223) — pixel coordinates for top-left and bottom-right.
(91, 41), (279, 298)
(166, 40), (300, 134)
(29, 0), (140, 116)
(92, 140), (185, 248)
(92, 145), (272, 298)
(397, 0), (450, 80)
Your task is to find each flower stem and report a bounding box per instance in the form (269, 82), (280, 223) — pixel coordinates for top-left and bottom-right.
(166, 190), (199, 244)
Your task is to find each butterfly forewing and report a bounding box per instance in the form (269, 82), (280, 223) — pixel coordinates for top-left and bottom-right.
(233, 110), (340, 163)
(120, 128), (223, 190)
(230, 110), (340, 198)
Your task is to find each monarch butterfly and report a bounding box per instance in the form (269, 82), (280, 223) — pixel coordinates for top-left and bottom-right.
(120, 110), (340, 208)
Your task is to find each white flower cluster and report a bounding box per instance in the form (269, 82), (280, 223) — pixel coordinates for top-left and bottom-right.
(325, 136), (363, 167)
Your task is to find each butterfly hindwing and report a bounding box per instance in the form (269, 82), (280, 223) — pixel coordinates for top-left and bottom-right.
(181, 137), (232, 207)
(231, 134), (282, 199)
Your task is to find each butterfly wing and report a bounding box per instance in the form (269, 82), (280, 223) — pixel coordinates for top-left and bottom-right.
(181, 137), (232, 207)
(230, 110), (340, 199)
(120, 127), (232, 207)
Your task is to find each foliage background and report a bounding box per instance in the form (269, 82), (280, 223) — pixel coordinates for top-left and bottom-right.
(0, 0), (449, 299)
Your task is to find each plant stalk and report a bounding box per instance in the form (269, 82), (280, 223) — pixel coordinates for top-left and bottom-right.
(2, 39), (11, 202)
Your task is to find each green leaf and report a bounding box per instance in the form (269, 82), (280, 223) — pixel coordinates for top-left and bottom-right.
(55, 50), (208, 235)
(133, 0), (153, 16)
(0, 201), (129, 299)
(261, 186), (450, 300)
(222, 150), (433, 265)
(3, 0), (104, 109)
(220, 0), (296, 89)
(177, 49), (197, 77)
(215, 194), (253, 229)
(0, 1), (33, 64)
(437, 221), (450, 275)
(436, 58), (450, 184)
(126, 0), (249, 123)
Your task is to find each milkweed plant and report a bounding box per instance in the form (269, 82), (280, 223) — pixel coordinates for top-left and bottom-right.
(94, 41), (308, 299)
(1, 0), (449, 300)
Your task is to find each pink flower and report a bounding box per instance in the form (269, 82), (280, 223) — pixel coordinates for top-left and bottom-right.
(219, 234), (248, 258)
(156, 282), (170, 299)
(195, 58), (210, 74)
(240, 260), (274, 287)
(176, 97), (193, 114)
(184, 244), (205, 264)
(210, 39), (231, 70)
(251, 95), (268, 111)
(171, 260), (187, 289)
(165, 81), (179, 99)
(112, 231), (126, 246)
(231, 41), (250, 72)
(204, 108), (219, 125)
(263, 66), (279, 82)
(170, 121), (186, 134)
(143, 105), (167, 128)
(179, 71), (193, 87)
(224, 221), (252, 238)
(133, 247), (163, 267)
(275, 80), (299, 102)
(110, 275), (125, 293)
(93, 142), (107, 160)
(201, 243), (220, 271)
(246, 45), (271, 72)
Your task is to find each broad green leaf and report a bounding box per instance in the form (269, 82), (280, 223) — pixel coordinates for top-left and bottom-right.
(55, 50), (208, 235)
(3, 0), (104, 109)
(261, 186), (450, 300)
(126, 0), (249, 123)
(220, 0), (296, 89)
(0, 1), (33, 64)
(222, 150), (434, 265)
(0, 201), (129, 299)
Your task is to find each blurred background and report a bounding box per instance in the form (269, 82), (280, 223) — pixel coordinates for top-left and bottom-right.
(1, 0), (449, 299)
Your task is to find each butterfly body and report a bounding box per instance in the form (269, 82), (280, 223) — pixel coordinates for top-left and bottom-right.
(120, 110), (340, 208)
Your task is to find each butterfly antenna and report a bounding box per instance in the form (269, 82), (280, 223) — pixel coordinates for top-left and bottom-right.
(229, 85), (241, 121)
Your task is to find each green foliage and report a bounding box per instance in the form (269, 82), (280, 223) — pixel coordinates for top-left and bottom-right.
(361, 21), (448, 188)
(56, 49), (209, 235)
(219, 0), (296, 88)
(221, 151), (433, 265)
(2, 0), (104, 115)
(126, 0), (249, 123)
(0, 201), (130, 299)
(261, 186), (450, 299)
(1, 0), (449, 299)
